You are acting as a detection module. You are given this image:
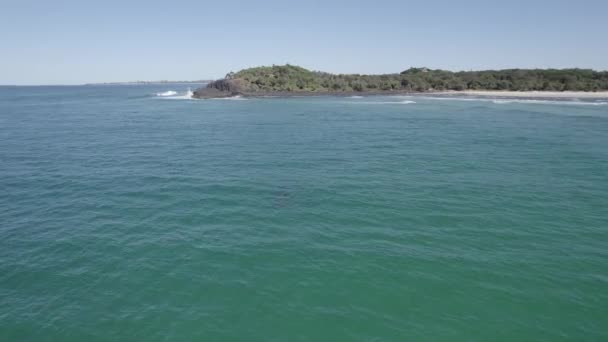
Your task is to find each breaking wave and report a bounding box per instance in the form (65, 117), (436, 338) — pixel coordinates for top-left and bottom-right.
(348, 100), (416, 105)
(156, 90), (177, 97)
(211, 95), (247, 101)
(400, 95), (607, 106)
(491, 99), (607, 106)
(155, 89), (194, 100)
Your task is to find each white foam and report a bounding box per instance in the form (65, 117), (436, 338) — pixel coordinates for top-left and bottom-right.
(398, 95), (607, 106)
(407, 96), (481, 102)
(156, 90), (177, 97)
(210, 95), (247, 101)
(347, 100), (416, 105)
(349, 96), (364, 98)
(156, 88), (194, 100)
(491, 99), (607, 106)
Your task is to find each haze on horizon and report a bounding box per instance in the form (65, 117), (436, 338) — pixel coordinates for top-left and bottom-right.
(1, 0), (607, 85)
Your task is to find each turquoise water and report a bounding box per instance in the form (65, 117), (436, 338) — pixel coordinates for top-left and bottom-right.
(1, 85), (608, 341)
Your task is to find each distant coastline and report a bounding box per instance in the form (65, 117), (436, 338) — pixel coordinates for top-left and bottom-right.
(84, 80), (211, 86)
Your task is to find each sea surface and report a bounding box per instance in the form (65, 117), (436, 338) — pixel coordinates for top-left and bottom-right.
(1, 85), (607, 341)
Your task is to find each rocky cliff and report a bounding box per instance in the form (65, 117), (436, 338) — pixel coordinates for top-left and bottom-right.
(192, 79), (244, 99)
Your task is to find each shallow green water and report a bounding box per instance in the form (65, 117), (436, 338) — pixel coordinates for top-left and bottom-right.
(1, 86), (607, 341)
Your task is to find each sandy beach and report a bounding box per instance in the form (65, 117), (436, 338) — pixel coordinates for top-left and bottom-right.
(438, 90), (608, 98)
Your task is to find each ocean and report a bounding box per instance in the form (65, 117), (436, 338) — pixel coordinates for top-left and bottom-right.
(1, 84), (607, 340)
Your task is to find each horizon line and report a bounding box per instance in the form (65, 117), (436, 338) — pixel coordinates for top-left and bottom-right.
(3, 65), (607, 87)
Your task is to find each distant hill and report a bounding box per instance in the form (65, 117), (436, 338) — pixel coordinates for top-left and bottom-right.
(193, 64), (608, 98)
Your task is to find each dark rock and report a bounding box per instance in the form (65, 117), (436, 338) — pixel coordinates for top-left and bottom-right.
(192, 79), (244, 99)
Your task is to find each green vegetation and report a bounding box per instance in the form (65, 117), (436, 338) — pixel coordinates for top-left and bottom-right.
(223, 64), (608, 93)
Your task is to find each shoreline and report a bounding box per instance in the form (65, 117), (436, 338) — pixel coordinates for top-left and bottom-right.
(435, 90), (608, 99)
(193, 89), (424, 99)
(194, 89), (608, 100)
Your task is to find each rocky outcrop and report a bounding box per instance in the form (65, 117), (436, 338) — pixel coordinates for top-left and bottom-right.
(192, 79), (244, 99)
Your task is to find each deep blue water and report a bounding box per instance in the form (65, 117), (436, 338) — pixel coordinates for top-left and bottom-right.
(1, 84), (608, 340)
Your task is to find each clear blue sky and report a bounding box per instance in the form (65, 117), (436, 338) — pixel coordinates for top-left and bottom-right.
(1, 0), (607, 85)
